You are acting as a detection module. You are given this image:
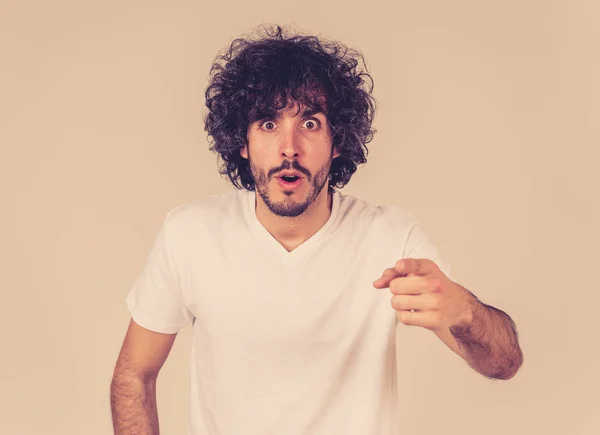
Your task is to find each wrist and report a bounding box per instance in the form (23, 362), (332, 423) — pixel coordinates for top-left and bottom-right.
(454, 286), (481, 329)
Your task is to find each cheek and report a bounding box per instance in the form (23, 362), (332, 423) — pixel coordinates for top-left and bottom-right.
(247, 135), (275, 156)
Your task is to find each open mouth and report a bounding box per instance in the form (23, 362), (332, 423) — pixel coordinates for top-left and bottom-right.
(277, 175), (302, 189)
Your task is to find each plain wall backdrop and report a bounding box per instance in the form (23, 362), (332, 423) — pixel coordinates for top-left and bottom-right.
(1, 1), (598, 434)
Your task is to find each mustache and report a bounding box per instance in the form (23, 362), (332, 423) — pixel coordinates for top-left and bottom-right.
(270, 162), (307, 178)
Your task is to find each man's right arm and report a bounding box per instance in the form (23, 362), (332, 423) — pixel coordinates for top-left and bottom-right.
(110, 318), (178, 435)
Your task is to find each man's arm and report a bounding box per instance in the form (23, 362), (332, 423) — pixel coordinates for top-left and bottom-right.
(436, 287), (524, 380)
(451, 290), (523, 380)
(374, 257), (523, 380)
(110, 319), (178, 435)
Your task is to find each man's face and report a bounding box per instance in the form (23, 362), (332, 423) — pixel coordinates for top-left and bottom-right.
(240, 101), (340, 218)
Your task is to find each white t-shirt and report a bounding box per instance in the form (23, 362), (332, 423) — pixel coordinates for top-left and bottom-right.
(126, 188), (453, 435)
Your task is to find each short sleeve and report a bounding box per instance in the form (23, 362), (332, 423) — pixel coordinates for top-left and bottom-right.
(125, 215), (194, 334)
(402, 220), (456, 283)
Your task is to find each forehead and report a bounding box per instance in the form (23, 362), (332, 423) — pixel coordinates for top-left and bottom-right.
(277, 103), (326, 118)
(253, 101), (327, 121)
(249, 88), (328, 122)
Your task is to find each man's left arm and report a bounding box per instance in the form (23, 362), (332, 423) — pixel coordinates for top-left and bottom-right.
(373, 258), (524, 380)
(434, 286), (524, 380)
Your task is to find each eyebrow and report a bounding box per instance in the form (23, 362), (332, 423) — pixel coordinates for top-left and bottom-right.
(300, 107), (325, 117)
(257, 107), (325, 121)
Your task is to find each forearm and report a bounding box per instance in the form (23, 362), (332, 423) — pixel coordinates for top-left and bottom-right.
(110, 373), (160, 435)
(450, 293), (524, 380)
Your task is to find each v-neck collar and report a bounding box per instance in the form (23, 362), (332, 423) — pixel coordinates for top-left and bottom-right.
(244, 189), (341, 264)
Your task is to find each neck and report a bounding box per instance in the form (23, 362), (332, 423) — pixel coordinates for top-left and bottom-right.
(255, 190), (334, 252)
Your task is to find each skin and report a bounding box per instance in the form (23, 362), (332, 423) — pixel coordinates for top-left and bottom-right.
(110, 99), (343, 433)
(373, 258), (524, 380)
(110, 97), (522, 433)
(243, 99), (523, 380)
(111, 320), (175, 435)
(242, 98), (523, 380)
(240, 101), (341, 252)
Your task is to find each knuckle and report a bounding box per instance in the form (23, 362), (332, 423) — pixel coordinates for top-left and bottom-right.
(391, 296), (404, 310)
(399, 312), (411, 325)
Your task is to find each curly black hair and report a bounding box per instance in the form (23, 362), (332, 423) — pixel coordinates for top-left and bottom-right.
(204, 24), (376, 193)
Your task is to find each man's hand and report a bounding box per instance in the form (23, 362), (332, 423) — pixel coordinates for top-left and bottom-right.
(374, 258), (524, 379)
(372, 258), (477, 332)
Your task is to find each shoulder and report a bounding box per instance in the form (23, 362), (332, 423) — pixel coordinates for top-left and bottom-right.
(338, 192), (419, 232)
(161, 190), (244, 241)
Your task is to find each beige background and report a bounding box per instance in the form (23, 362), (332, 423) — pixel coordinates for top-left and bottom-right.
(1, 1), (598, 434)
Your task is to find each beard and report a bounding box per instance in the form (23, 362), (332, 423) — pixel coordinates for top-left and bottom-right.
(250, 158), (332, 218)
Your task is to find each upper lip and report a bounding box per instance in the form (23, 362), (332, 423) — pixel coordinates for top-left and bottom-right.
(276, 171), (303, 178)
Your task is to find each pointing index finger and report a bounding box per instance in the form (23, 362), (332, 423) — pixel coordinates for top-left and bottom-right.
(372, 266), (410, 288)
(395, 258), (436, 276)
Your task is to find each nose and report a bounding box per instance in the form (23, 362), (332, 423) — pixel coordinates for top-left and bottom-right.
(279, 126), (300, 158)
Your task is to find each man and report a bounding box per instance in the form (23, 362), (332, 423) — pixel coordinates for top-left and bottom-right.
(110, 25), (523, 435)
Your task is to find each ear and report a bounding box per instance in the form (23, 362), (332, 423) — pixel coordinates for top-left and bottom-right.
(333, 146), (341, 159)
(240, 145), (248, 159)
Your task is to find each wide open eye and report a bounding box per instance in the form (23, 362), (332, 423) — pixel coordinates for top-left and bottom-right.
(303, 118), (320, 130)
(260, 120), (277, 131)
